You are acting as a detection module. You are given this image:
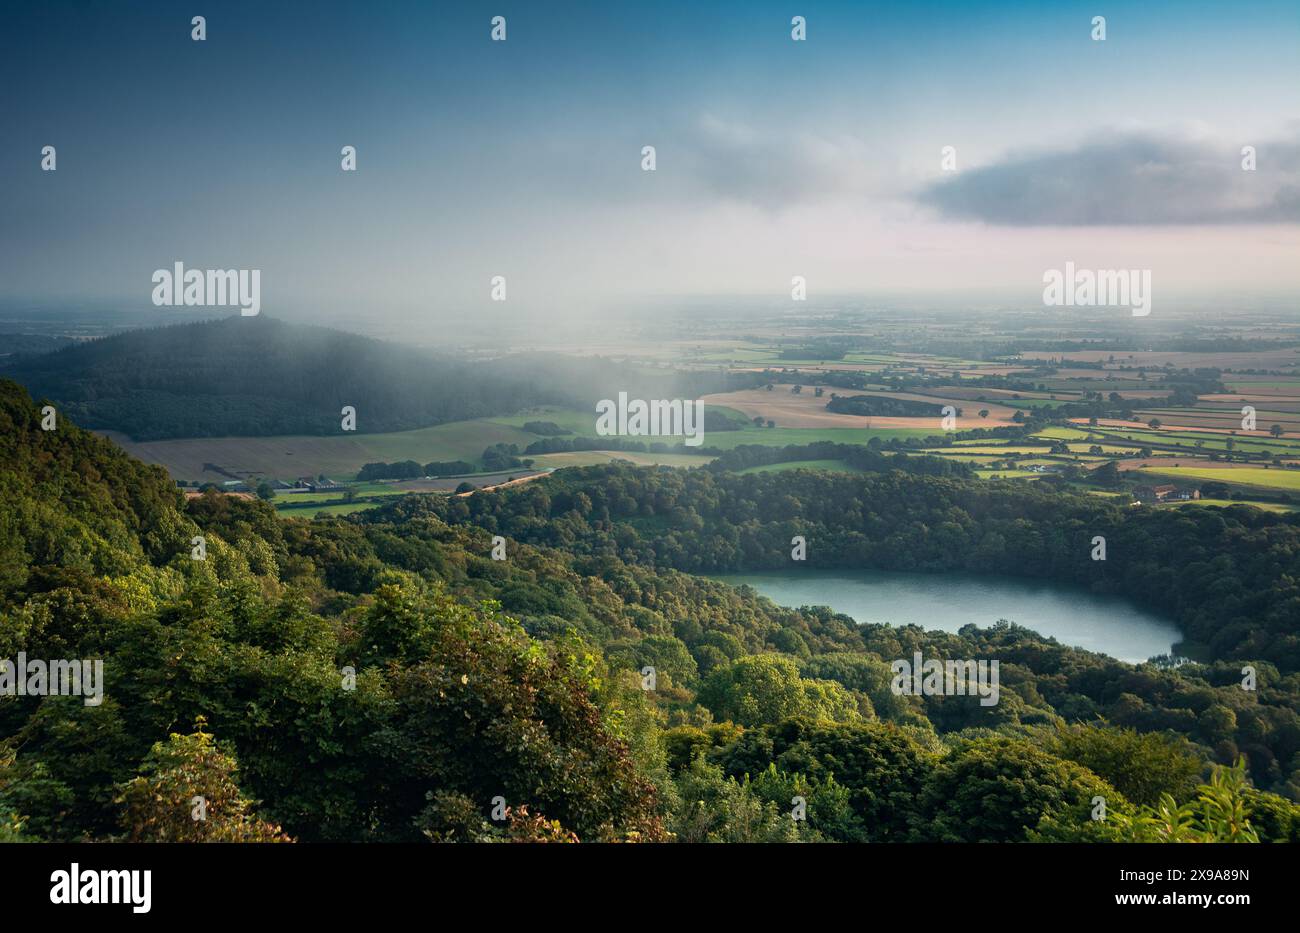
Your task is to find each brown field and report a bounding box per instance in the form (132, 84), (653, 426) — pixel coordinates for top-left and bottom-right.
(1113, 457), (1259, 471)
(700, 388), (1017, 429)
(97, 418), (539, 483)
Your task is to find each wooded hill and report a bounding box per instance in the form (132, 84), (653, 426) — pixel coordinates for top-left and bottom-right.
(1, 316), (758, 440)
(3, 377), (1299, 842)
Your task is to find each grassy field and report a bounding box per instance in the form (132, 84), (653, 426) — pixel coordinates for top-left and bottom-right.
(976, 469), (1044, 480)
(282, 501), (383, 518)
(1066, 443), (1136, 454)
(915, 453), (1001, 464)
(485, 407), (596, 435)
(1016, 458), (1081, 467)
(1224, 379), (1300, 393)
(1084, 425), (1300, 457)
(1033, 426), (1092, 440)
(1133, 409), (1300, 433)
(117, 385), (1300, 494)
(1138, 466), (1300, 492)
(698, 425), (944, 448)
(104, 395), (954, 487)
(489, 403), (939, 450)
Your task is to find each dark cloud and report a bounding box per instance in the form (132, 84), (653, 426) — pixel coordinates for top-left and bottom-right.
(917, 131), (1300, 225)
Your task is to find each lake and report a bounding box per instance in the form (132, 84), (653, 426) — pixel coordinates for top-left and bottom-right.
(712, 569), (1180, 664)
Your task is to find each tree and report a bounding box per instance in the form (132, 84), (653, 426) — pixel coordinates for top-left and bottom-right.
(918, 737), (1118, 842)
(9, 373), (1300, 845)
(1271, 424), (1284, 437)
(378, 583), (665, 842)
(1091, 461), (1121, 487)
(1106, 758), (1260, 843)
(1047, 724), (1200, 807)
(979, 409), (989, 419)
(698, 655), (858, 728)
(667, 756), (802, 843)
(117, 721), (291, 842)
(255, 481), (276, 500)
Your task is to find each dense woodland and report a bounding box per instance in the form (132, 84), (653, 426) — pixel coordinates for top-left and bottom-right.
(2, 377), (1299, 843)
(825, 395), (950, 417)
(409, 463), (1300, 668)
(704, 442), (976, 476)
(357, 460), (476, 481)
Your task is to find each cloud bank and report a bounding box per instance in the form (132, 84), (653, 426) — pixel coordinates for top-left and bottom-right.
(917, 130), (1300, 225)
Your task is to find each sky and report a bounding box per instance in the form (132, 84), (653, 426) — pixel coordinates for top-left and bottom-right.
(2, 0), (1298, 333)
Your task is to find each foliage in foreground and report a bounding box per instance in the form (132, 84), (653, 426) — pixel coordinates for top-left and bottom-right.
(3, 379), (1300, 843)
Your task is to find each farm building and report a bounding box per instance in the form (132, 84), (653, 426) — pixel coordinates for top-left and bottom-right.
(292, 477), (345, 492)
(1132, 484), (1200, 504)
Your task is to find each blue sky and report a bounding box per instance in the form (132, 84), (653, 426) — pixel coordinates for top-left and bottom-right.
(3, 0), (1298, 330)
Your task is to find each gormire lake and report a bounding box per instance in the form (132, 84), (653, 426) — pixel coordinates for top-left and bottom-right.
(712, 569), (1180, 664)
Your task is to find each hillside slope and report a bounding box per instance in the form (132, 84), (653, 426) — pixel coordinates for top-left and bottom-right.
(0, 316), (575, 440)
(0, 379), (661, 841)
(4, 380), (1299, 842)
(1, 316), (761, 442)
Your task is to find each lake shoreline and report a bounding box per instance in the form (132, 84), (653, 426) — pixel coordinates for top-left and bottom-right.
(708, 568), (1181, 665)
